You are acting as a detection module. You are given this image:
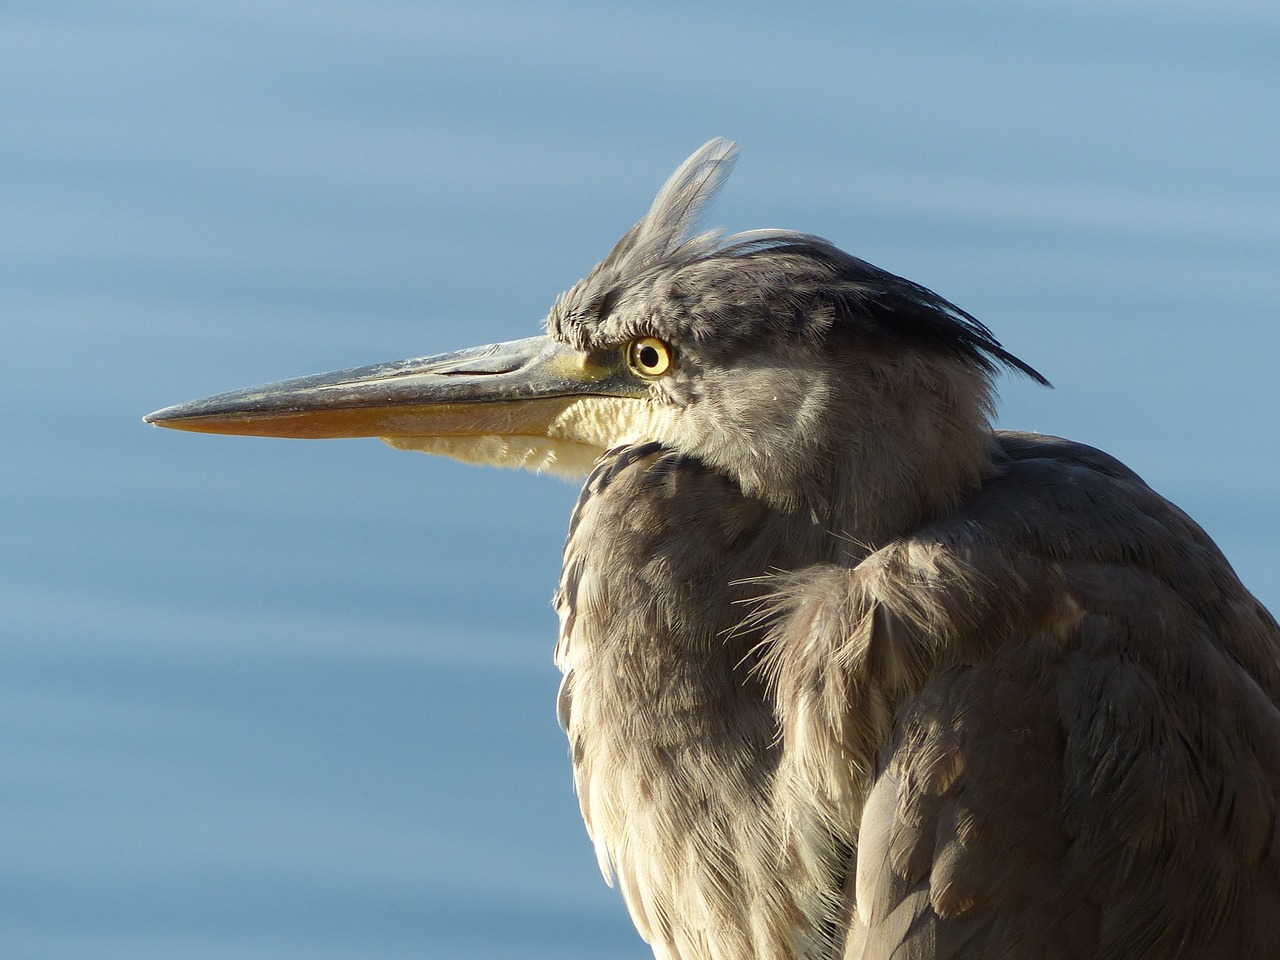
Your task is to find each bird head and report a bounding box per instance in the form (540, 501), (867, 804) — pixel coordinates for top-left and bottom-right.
(146, 139), (1045, 535)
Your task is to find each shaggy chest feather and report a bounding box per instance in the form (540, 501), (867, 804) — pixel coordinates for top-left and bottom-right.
(552, 445), (850, 960)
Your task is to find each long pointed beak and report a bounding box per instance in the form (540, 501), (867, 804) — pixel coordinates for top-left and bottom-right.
(143, 336), (642, 441)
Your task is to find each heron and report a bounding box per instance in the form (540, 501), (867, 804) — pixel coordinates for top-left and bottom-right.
(144, 139), (1280, 960)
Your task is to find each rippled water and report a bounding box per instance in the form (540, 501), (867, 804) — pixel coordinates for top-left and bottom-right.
(4, 3), (1278, 957)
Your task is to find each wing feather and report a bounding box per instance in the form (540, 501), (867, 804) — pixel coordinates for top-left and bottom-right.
(760, 433), (1280, 959)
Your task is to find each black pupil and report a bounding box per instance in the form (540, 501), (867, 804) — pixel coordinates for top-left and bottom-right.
(638, 345), (660, 369)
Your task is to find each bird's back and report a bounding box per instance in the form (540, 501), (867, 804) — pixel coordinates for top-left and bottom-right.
(839, 432), (1280, 959)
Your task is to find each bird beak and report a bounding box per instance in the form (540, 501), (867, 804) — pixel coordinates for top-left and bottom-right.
(143, 335), (644, 442)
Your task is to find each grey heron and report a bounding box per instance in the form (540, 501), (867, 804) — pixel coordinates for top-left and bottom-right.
(145, 139), (1280, 960)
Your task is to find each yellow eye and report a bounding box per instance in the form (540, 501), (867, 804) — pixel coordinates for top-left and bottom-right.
(628, 337), (674, 379)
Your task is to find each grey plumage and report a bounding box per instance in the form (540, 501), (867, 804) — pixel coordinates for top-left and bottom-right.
(145, 140), (1280, 960)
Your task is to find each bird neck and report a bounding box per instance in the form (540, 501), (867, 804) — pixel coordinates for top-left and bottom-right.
(775, 351), (1000, 543)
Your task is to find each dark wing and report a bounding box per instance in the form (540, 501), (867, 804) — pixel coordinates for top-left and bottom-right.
(763, 432), (1280, 960)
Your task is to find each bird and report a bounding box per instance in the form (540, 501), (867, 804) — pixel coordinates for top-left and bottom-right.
(144, 139), (1280, 960)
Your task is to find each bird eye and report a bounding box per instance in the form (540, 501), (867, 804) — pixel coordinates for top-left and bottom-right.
(628, 337), (674, 379)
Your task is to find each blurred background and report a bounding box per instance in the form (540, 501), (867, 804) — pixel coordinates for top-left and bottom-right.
(3, 2), (1278, 957)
